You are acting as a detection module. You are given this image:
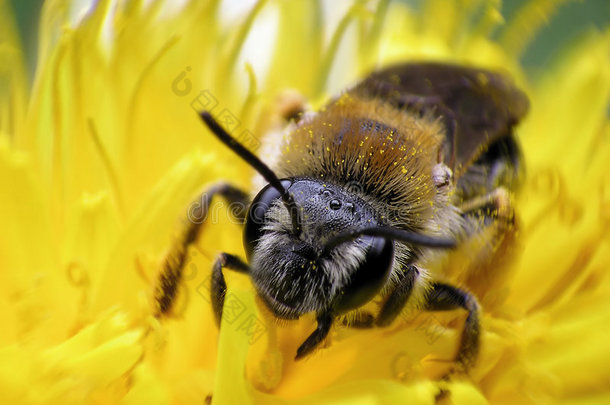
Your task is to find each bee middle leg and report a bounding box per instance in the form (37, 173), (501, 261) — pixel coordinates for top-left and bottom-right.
(423, 282), (480, 371)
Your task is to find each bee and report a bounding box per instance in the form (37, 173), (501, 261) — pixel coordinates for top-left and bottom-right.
(154, 62), (529, 371)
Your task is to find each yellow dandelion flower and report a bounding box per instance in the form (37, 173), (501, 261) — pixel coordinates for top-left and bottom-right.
(1, 1), (609, 404)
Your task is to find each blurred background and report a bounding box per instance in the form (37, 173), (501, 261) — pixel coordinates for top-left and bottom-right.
(8, 0), (610, 83)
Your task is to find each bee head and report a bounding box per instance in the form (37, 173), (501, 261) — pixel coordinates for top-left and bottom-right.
(244, 179), (396, 319)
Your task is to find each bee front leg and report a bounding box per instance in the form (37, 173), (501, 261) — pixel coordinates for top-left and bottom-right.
(154, 182), (249, 317)
(295, 311), (334, 360)
(211, 253), (285, 391)
(376, 265), (419, 327)
(187, 182), (250, 232)
(211, 253), (250, 326)
(423, 282), (480, 372)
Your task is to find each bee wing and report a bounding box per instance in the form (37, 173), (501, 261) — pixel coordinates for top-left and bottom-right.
(351, 62), (529, 176)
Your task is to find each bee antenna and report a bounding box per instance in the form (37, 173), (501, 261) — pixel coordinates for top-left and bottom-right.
(198, 111), (302, 237)
(323, 226), (456, 255)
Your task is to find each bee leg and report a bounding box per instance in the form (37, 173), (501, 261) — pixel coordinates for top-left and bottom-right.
(342, 312), (375, 329)
(456, 187), (516, 309)
(187, 182), (250, 230)
(423, 282), (480, 371)
(459, 187), (512, 223)
(211, 252), (250, 326)
(154, 182), (249, 317)
(458, 186), (514, 267)
(376, 265), (419, 327)
(295, 311), (334, 360)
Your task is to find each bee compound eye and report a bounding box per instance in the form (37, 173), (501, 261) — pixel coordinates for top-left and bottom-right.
(334, 236), (395, 313)
(243, 179), (293, 260)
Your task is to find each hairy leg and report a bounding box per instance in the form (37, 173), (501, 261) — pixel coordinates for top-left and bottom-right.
(376, 265), (419, 327)
(456, 186), (517, 308)
(154, 182), (249, 317)
(211, 252), (250, 325)
(423, 282), (480, 371)
(295, 311), (334, 360)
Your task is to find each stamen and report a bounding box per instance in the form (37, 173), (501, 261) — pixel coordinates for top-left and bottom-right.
(127, 35), (180, 152)
(240, 62), (259, 121)
(87, 118), (126, 219)
(51, 43), (68, 200)
(316, 3), (372, 95)
(470, 0), (504, 39)
(224, 0), (269, 74)
(360, 0), (389, 62)
(500, 0), (568, 57)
